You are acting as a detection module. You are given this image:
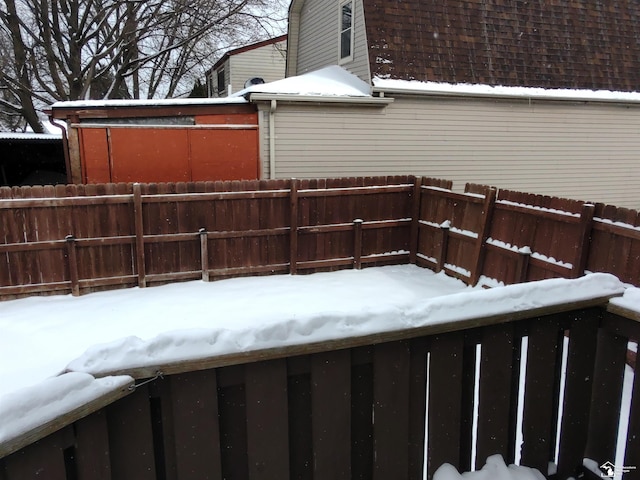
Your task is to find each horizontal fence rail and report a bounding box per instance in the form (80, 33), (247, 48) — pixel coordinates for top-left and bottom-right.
(1, 301), (637, 480)
(1, 176), (639, 300)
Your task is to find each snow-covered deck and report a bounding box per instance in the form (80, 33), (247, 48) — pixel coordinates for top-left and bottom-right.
(0, 266), (629, 459)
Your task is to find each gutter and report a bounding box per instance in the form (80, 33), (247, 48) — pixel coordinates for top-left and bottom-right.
(372, 85), (640, 105)
(47, 114), (72, 184)
(248, 92), (393, 106)
(269, 99), (277, 179)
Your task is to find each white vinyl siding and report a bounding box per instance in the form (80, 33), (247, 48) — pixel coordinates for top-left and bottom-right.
(229, 40), (287, 93)
(259, 96), (640, 208)
(297, 0), (338, 74)
(296, 0), (370, 82)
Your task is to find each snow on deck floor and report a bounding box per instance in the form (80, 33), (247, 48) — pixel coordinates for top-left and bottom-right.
(0, 265), (627, 446)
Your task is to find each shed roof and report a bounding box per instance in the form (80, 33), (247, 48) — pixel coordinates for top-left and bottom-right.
(0, 132), (61, 142)
(362, 0), (640, 91)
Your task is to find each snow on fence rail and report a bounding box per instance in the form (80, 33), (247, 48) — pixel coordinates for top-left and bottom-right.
(0, 283), (637, 480)
(1, 175), (639, 299)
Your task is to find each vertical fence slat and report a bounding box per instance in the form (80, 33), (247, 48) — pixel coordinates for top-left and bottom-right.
(409, 176), (422, 264)
(65, 235), (80, 296)
(475, 322), (517, 468)
(515, 248), (531, 283)
(311, 349), (351, 479)
(572, 203), (595, 278)
(74, 411), (111, 480)
(408, 337), (429, 480)
(351, 348), (374, 480)
(470, 188), (496, 285)
(556, 308), (600, 479)
(373, 341), (411, 480)
(353, 219), (363, 269)
(199, 228), (209, 281)
(287, 356), (312, 480)
(170, 369), (222, 479)
(106, 384), (157, 480)
(520, 315), (562, 473)
(133, 183), (146, 287)
(427, 332), (465, 478)
(290, 179), (298, 274)
(625, 342), (640, 470)
(436, 224), (449, 273)
(245, 359), (290, 480)
(217, 365), (248, 480)
(584, 328), (628, 466)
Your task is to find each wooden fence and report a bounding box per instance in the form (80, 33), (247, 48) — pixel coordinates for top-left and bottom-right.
(1, 296), (637, 479)
(1, 176), (639, 299)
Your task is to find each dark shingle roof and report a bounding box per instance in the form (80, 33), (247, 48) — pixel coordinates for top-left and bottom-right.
(363, 0), (640, 91)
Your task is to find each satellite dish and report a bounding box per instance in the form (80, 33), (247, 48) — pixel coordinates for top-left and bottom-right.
(244, 77), (265, 88)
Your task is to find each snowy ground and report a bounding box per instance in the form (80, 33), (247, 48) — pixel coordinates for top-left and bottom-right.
(0, 265), (630, 464)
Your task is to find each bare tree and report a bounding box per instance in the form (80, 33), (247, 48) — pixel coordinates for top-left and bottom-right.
(0, 0), (287, 132)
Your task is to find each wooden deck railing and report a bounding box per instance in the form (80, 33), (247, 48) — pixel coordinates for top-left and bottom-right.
(1, 295), (637, 479)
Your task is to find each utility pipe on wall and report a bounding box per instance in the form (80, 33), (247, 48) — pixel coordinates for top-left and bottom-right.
(269, 99), (277, 179)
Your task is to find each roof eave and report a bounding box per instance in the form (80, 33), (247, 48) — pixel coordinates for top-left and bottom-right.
(372, 85), (640, 105)
(248, 92), (393, 106)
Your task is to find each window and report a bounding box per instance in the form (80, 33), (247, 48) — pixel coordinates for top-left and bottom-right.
(217, 69), (225, 95)
(340, 0), (353, 62)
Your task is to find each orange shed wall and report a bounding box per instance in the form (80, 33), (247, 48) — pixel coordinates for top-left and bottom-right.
(109, 128), (191, 183)
(76, 109), (259, 184)
(80, 129), (111, 183)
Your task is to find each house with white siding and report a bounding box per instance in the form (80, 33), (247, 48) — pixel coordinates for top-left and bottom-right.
(206, 35), (287, 98)
(242, 0), (640, 209)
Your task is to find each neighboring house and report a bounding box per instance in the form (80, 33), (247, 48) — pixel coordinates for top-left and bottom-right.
(207, 35), (287, 98)
(242, 0), (640, 208)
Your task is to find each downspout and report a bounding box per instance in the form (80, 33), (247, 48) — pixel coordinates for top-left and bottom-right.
(48, 114), (72, 185)
(269, 99), (277, 179)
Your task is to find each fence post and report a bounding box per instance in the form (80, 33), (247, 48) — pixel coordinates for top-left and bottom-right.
(436, 222), (450, 273)
(353, 219), (363, 269)
(65, 234), (80, 296)
(515, 246), (531, 283)
(470, 188), (497, 286)
(290, 178), (299, 274)
(133, 183), (147, 288)
(409, 176), (423, 264)
(571, 203), (595, 278)
(199, 228), (209, 282)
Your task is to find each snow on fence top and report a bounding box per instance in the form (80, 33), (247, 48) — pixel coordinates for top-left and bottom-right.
(0, 265), (626, 453)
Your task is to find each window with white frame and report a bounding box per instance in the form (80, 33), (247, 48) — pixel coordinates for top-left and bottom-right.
(339, 0), (353, 62)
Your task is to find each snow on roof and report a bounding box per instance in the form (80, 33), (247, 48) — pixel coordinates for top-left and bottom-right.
(50, 95), (248, 109)
(0, 265), (626, 447)
(373, 77), (640, 103)
(238, 65), (372, 98)
(0, 132), (61, 141)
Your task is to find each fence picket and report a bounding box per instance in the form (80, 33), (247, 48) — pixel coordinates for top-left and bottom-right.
(245, 359), (290, 480)
(520, 315), (563, 473)
(311, 350), (351, 479)
(133, 183), (146, 287)
(373, 341), (411, 480)
(556, 308), (600, 479)
(427, 332), (465, 478)
(475, 322), (518, 468)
